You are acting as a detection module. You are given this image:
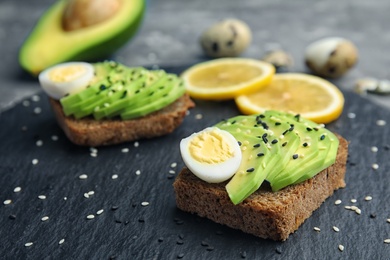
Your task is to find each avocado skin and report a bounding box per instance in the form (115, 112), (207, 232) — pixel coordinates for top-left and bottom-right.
(19, 0), (145, 76)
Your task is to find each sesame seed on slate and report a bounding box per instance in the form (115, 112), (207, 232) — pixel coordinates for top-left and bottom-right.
(365, 196), (373, 201)
(177, 253), (185, 259)
(115, 220), (122, 224)
(313, 227), (321, 232)
(111, 205), (119, 211)
(25, 242), (33, 247)
(384, 145), (390, 151)
(201, 241), (208, 246)
(36, 140), (43, 147)
(88, 191), (94, 196)
(111, 174), (118, 180)
(32, 95), (40, 102)
(121, 148), (129, 153)
(9, 214), (16, 220)
(206, 246), (214, 251)
(176, 239), (184, 245)
(275, 247), (282, 254)
(158, 237), (164, 242)
(195, 114), (203, 120)
(41, 216), (49, 222)
(79, 174), (88, 180)
(59, 239), (65, 245)
(138, 217), (145, 223)
(51, 135), (58, 141)
(3, 199), (12, 205)
(347, 112), (356, 119)
(32, 159), (39, 165)
(335, 200), (342, 205)
(370, 214), (376, 219)
(14, 187), (21, 193)
(372, 163), (379, 170)
(84, 193), (90, 199)
(171, 162), (177, 168)
(351, 199), (357, 203)
(240, 251), (247, 258)
(141, 202), (149, 206)
(376, 120), (386, 126)
(371, 146), (378, 153)
(97, 209), (104, 215)
(38, 195), (46, 200)
(333, 226), (340, 232)
(23, 100), (30, 107)
(384, 239), (390, 244)
(34, 107), (42, 114)
(134, 141), (139, 147)
(86, 214), (95, 220)
(355, 208), (362, 215)
(169, 170), (175, 174)
(135, 170), (141, 175)
(338, 244), (345, 252)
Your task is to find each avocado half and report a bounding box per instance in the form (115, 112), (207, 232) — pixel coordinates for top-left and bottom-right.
(19, 0), (145, 76)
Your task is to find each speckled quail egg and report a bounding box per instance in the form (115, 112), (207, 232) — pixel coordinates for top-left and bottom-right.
(180, 127), (242, 183)
(38, 62), (95, 99)
(261, 50), (294, 72)
(200, 19), (252, 58)
(305, 37), (358, 78)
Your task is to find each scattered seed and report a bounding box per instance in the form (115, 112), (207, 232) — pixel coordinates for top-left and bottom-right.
(97, 209), (104, 215)
(3, 199), (12, 205)
(135, 170), (141, 175)
(240, 251), (247, 258)
(141, 202), (150, 206)
(176, 239), (184, 245)
(371, 146), (378, 153)
(338, 244), (344, 252)
(335, 199), (342, 205)
(23, 100), (30, 107)
(201, 241), (209, 247)
(246, 168), (255, 173)
(9, 214), (16, 220)
(32, 95), (40, 102)
(333, 226), (340, 232)
(51, 135), (58, 141)
(344, 206), (352, 210)
(134, 141), (139, 147)
(41, 216), (49, 222)
(59, 239), (65, 245)
(88, 191), (94, 196)
(292, 154), (299, 160)
(347, 112), (356, 119)
(25, 242), (33, 247)
(32, 159), (39, 165)
(351, 199), (357, 203)
(355, 208), (362, 215)
(158, 237), (164, 242)
(177, 253), (185, 259)
(79, 174), (88, 180)
(14, 187), (22, 193)
(111, 205), (119, 211)
(86, 214), (95, 220)
(171, 162), (177, 168)
(84, 193), (90, 199)
(111, 174), (118, 180)
(365, 196), (373, 201)
(36, 140), (43, 147)
(121, 148), (129, 153)
(387, 219), (390, 223)
(370, 214), (377, 219)
(372, 163), (379, 170)
(350, 206), (358, 211)
(63, 197), (67, 201)
(313, 227), (321, 232)
(38, 195), (46, 200)
(384, 239), (390, 244)
(275, 247), (282, 254)
(195, 114), (203, 120)
(206, 246), (214, 251)
(33, 107), (42, 114)
(376, 120), (386, 126)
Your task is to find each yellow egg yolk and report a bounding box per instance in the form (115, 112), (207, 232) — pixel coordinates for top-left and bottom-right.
(189, 129), (235, 164)
(48, 65), (87, 83)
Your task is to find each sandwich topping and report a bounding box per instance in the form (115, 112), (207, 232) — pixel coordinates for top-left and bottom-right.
(180, 111), (339, 204)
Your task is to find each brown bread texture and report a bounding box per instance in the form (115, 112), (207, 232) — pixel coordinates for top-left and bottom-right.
(49, 94), (195, 146)
(173, 135), (348, 241)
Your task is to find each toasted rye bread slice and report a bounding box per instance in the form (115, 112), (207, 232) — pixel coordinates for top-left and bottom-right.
(173, 135), (348, 241)
(49, 94), (195, 146)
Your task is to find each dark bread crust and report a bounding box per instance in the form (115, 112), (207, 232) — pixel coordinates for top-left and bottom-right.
(173, 135), (348, 241)
(49, 94), (195, 146)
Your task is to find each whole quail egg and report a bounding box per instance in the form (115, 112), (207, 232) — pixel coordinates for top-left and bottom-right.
(261, 50), (294, 72)
(200, 19), (252, 58)
(305, 37), (358, 78)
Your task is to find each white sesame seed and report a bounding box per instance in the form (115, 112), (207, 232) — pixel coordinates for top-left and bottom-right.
(355, 208), (362, 215)
(344, 206), (352, 210)
(338, 244), (344, 252)
(135, 170), (141, 175)
(14, 187), (22, 193)
(51, 135), (58, 141)
(121, 148), (129, 153)
(41, 216), (49, 221)
(90, 153), (98, 157)
(376, 120), (386, 126)
(371, 146), (378, 153)
(141, 202), (149, 206)
(3, 199), (12, 205)
(171, 162), (177, 168)
(365, 196), (373, 201)
(38, 195), (46, 200)
(59, 239), (65, 245)
(111, 174), (118, 180)
(32, 159), (39, 165)
(84, 193), (90, 198)
(335, 199), (342, 205)
(79, 174), (88, 180)
(313, 227), (321, 232)
(32, 95), (40, 102)
(195, 113), (203, 120)
(63, 197), (67, 201)
(384, 239), (390, 244)
(90, 147), (98, 153)
(23, 100), (30, 107)
(372, 163), (379, 170)
(134, 141), (139, 147)
(386, 219), (390, 223)
(333, 226), (340, 232)
(86, 214), (95, 220)
(347, 112), (356, 119)
(33, 107), (42, 114)
(96, 209), (104, 215)
(351, 199), (357, 203)
(25, 242), (33, 247)
(169, 170), (175, 174)
(88, 191), (94, 196)
(350, 206), (358, 211)
(36, 140), (43, 147)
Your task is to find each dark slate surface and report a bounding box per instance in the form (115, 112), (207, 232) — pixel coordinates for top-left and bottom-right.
(1, 65), (390, 259)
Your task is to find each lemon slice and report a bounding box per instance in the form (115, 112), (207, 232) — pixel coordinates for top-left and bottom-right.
(235, 73), (344, 124)
(181, 58), (275, 100)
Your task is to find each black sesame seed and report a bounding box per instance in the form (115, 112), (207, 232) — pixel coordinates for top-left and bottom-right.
(158, 237), (164, 242)
(294, 114), (300, 122)
(282, 130), (289, 136)
(384, 145), (390, 151)
(261, 122), (269, 130)
(271, 139), (278, 144)
(231, 120), (236, 124)
(275, 247), (282, 254)
(257, 153), (265, 157)
(167, 175), (174, 179)
(370, 213), (376, 219)
(9, 214), (16, 220)
(292, 154), (299, 159)
(212, 42), (219, 52)
(306, 127), (313, 131)
(253, 143), (261, 148)
(320, 135), (326, 140)
(175, 220), (184, 225)
(238, 141), (242, 146)
(303, 142), (308, 147)
(177, 239), (184, 245)
(138, 217), (145, 223)
(275, 122), (281, 126)
(201, 241), (209, 247)
(115, 220), (122, 224)
(226, 40), (234, 47)
(289, 126), (294, 131)
(124, 221), (129, 225)
(246, 168), (255, 173)
(259, 114), (265, 118)
(206, 246), (214, 251)
(135, 89), (140, 94)
(177, 253), (185, 259)
(282, 142), (288, 147)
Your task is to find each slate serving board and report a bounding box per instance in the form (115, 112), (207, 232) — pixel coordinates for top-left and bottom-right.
(1, 66), (390, 260)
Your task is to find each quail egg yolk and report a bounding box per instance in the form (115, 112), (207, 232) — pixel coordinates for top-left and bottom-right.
(39, 62), (94, 100)
(180, 127), (242, 183)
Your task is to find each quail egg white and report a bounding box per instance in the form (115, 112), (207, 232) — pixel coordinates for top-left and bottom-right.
(180, 127), (242, 183)
(38, 62), (94, 99)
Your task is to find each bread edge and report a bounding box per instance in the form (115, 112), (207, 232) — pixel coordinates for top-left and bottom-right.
(173, 135), (348, 241)
(49, 94), (195, 146)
